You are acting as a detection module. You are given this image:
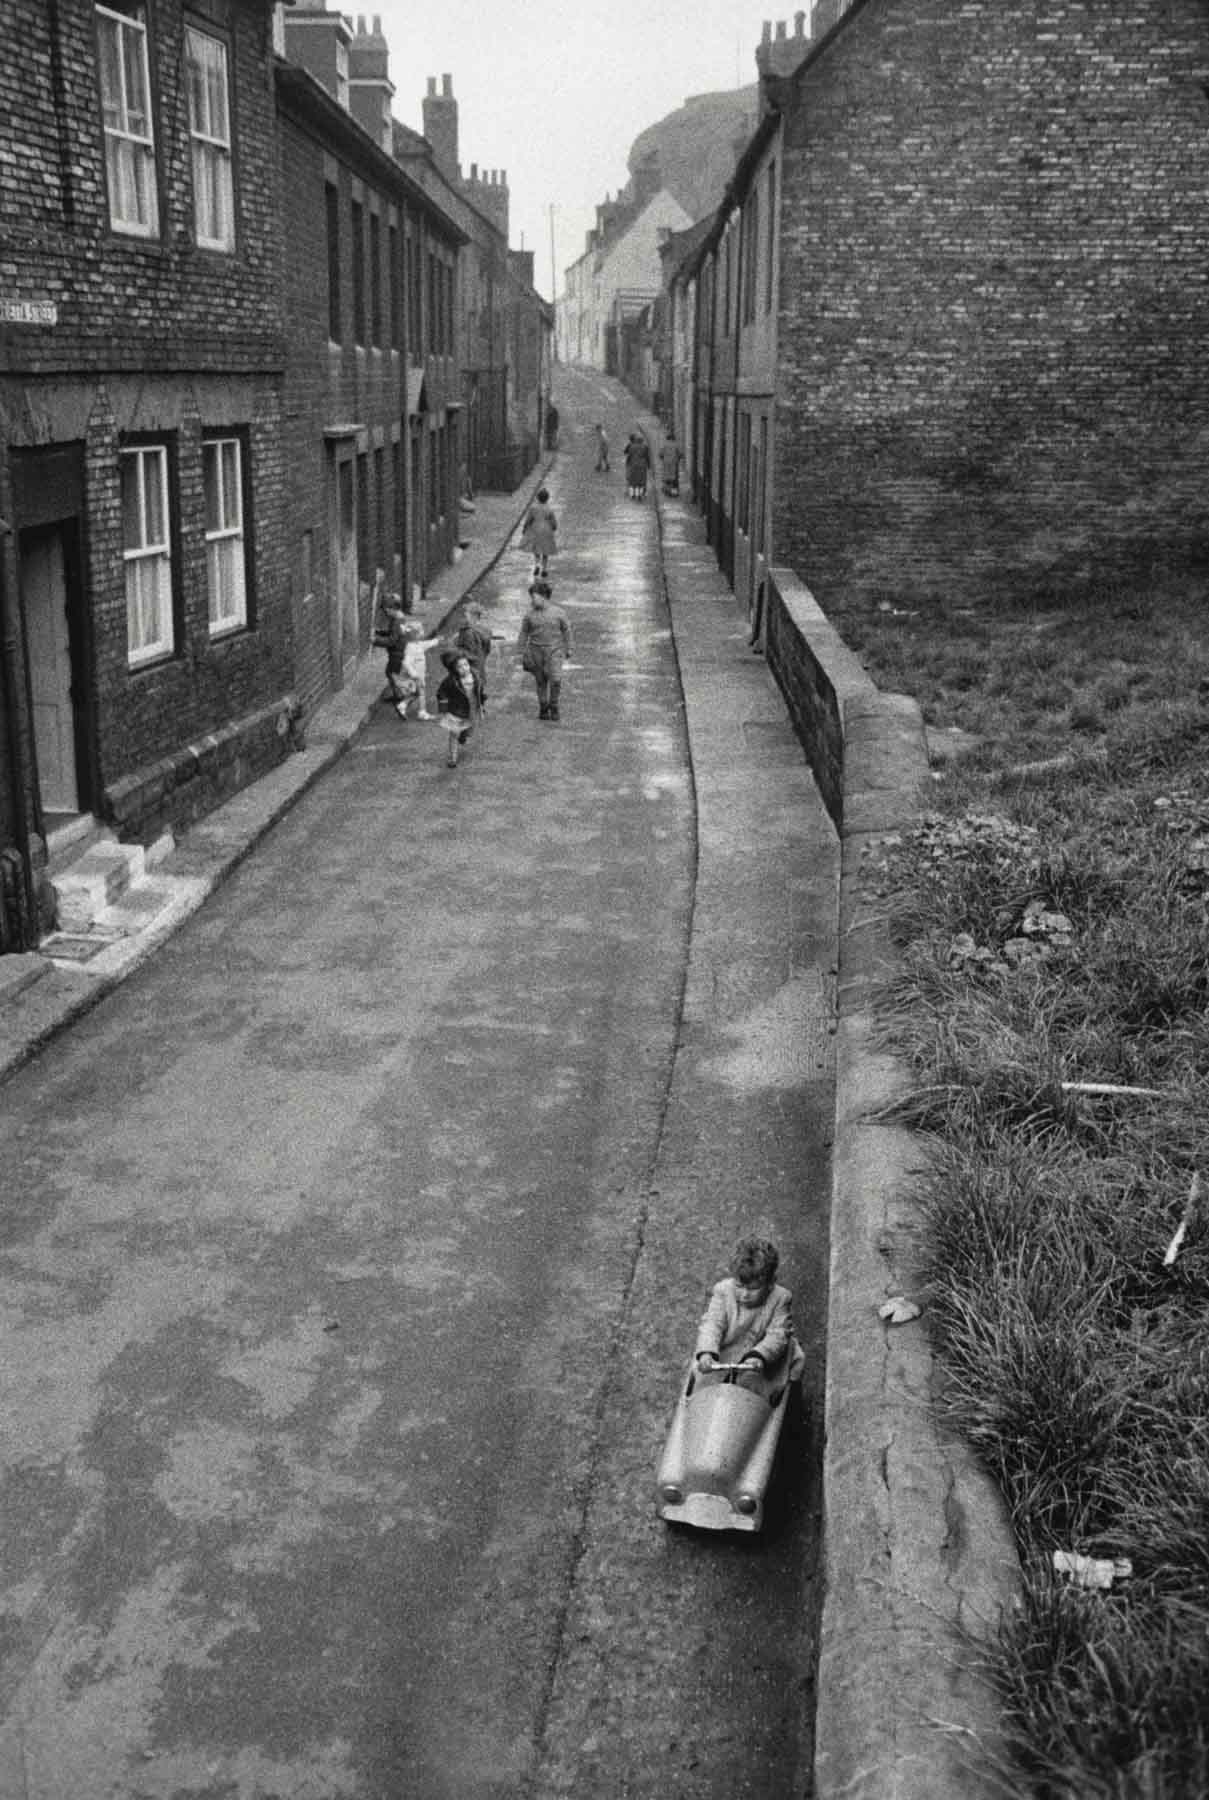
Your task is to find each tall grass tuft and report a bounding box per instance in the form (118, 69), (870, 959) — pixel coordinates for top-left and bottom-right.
(859, 585), (1209, 1794)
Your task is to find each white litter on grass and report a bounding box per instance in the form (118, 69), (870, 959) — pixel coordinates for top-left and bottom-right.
(878, 1296), (922, 1325)
(1053, 1551), (1132, 1590)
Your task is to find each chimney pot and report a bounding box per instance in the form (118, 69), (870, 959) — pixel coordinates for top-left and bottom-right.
(776, 19), (786, 39)
(470, 161), (478, 180)
(442, 72), (453, 96)
(372, 12), (381, 30)
(795, 8), (806, 32)
(427, 76), (436, 96)
(356, 15), (365, 34)
(761, 18), (771, 40)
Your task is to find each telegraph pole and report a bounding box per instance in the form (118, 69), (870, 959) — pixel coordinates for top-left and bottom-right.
(548, 203), (557, 305)
(548, 203), (558, 363)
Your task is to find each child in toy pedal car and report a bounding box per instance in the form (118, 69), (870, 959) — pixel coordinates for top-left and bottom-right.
(694, 1236), (805, 1399)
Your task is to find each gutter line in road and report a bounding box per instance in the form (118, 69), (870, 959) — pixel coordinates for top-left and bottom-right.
(527, 432), (702, 1794)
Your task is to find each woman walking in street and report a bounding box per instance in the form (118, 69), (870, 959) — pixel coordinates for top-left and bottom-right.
(516, 578), (573, 722)
(624, 432), (650, 501)
(521, 487), (558, 580)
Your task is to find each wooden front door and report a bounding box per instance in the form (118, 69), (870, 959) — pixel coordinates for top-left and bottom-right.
(330, 450), (358, 682)
(22, 526), (79, 816)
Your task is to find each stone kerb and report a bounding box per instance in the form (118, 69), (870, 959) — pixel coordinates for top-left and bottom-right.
(816, 690), (1018, 1800)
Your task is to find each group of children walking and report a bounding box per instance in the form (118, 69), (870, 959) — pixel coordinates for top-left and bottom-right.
(372, 480), (572, 767)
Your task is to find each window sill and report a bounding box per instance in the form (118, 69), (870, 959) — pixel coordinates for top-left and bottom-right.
(127, 649), (175, 674)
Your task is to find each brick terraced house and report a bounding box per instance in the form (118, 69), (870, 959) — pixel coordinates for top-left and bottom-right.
(276, 5), (466, 713)
(667, 0), (1209, 624)
(399, 71), (554, 494)
(0, 0), (290, 947)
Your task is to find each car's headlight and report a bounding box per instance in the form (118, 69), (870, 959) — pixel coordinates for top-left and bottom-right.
(660, 1483), (685, 1505)
(734, 1492), (758, 1516)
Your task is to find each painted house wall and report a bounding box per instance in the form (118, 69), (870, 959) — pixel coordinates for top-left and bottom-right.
(564, 190), (694, 372)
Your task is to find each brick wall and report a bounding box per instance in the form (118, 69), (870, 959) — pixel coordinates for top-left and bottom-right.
(774, 0), (1209, 609)
(0, 0), (283, 376)
(0, 0), (293, 847)
(278, 99), (427, 715)
(80, 382), (292, 797)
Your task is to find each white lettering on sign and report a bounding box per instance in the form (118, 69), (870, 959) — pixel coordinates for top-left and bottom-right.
(0, 300), (59, 326)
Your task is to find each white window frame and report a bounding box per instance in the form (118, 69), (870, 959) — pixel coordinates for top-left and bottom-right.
(185, 25), (235, 252)
(96, 3), (159, 237)
(121, 445), (174, 666)
(203, 436), (248, 636)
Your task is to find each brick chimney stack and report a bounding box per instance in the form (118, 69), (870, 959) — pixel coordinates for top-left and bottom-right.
(281, 1), (354, 108)
(423, 73), (460, 179)
(463, 165), (509, 241)
(755, 11), (810, 80)
(348, 15), (394, 152)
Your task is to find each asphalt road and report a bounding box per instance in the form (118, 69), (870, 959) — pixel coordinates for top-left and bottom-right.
(0, 372), (828, 1799)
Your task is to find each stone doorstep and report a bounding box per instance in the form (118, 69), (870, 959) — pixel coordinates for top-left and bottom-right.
(41, 879), (178, 968)
(52, 840), (147, 932)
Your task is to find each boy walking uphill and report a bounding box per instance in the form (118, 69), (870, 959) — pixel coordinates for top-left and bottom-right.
(516, 579), (572, 722)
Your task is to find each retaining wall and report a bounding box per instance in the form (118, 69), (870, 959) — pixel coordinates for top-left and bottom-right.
(763, 562), (1020, 1800)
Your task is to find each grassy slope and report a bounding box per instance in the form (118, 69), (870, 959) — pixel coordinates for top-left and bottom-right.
(840, 581), (1209, 1798)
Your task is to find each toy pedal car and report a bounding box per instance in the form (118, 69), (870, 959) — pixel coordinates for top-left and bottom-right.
(656, 1356), (797, 1533)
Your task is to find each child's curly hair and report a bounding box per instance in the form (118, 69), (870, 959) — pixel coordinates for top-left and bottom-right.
(730, 1236), (779, 1286)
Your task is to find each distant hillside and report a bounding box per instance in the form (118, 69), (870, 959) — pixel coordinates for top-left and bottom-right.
(628, 86), (760, 222)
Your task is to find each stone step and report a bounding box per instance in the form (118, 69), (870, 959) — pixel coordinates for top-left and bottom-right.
(44, 814), (108, 877)
(52, 840), (147, 932)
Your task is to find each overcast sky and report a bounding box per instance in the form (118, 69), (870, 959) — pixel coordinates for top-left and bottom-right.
(363, 1), (782, 299)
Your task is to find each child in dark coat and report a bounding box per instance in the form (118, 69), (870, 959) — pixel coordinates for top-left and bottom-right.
(435, 651), (484, 768)
(451, 602), (494, 713)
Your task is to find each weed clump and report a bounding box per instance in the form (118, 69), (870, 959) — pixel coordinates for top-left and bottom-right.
(859, 591), (1209, 1796)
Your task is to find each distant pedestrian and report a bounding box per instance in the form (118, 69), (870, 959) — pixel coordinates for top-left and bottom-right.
(436, 650), (484, 768)
(521, 486), (558, 579)
(516, 577), (573, 722)
(452, 600), (494, 713)
(594, 424), (610, 472)
(546, 401), (560, 450)
(625, 432), (650, 501)
(660, 435), (681, 496)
